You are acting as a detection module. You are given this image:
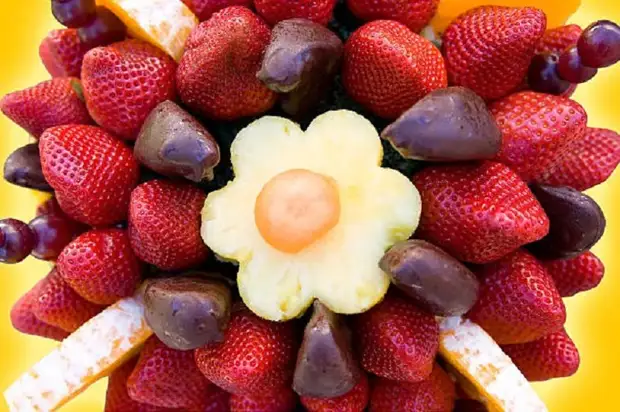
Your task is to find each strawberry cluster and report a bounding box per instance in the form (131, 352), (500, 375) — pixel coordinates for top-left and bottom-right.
(1, 0), (619, 411)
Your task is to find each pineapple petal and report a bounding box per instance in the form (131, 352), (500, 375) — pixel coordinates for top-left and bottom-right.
(303, 110), (383, 185)
(237, 251), (314, 321)
(201, 179), (258, 262)
(231, 116), (306, 181)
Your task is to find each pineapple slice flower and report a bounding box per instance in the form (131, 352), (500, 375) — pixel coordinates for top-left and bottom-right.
(201, 110), (422, 321)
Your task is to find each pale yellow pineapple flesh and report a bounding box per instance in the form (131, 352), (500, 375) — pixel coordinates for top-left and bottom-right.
(201, 110), (421, 321)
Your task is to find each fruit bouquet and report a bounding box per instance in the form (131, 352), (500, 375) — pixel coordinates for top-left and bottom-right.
(1, 0), (618, 411)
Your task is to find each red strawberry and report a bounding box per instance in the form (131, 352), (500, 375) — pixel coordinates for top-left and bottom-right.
(195, 303), (298, 396)
(128, 180), (208, 270)
(254, 0), (337, 26)
(467, 249), (566, 344)
(442, 6), (546, 101)
(453, 399), (488, 412)
(353, 293), (439, 382)
(106, 357), (178, 412)
(369, 364), (456, 412)
(57, 228), (142, 305)
(413, 161), (550, 264)
(82, 39), (177, 140)
(541, 251), (605, 298)
(39, 29), (89, 78)
(0, 78), (92, 138)
(182, 0), (252, 21)
(342, 20), (447, 119)
(10, 277), (69, 341)
(301, 373), (369, 412)
(127, 337), (215, 410)
(491, 91), (588, 182)
(177, 6), (276, 120)
(536, 127), (620, 191)
(535, 24), (583, 55)
(230, 387), (297, 412)
(39, 125), (140, 226)
(32, 268), (104, 333)
(501, 329), (580, 381)
(346, 0), (439, 33)
(202, 388), (231, 412)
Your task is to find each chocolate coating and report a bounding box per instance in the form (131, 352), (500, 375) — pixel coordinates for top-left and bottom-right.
(135, 101), (220, 182)
(3, 143), (52, 192)
(381, 87), (501, 161)
(380, 240), (480, 316)
(528, 185), (606, 260)
(293, 300), (361, 398)
(143, 276), (232, 350)
(258, 19), (343, 117)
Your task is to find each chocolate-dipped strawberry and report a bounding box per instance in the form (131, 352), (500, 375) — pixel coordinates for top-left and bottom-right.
(380, 240), (480, 316)
(3, 144), (52, 192)
(528, 185), (606, 259)
(143, 275), (232, 350)
(381, 87), (502, 161)
(293, 300), (361, 398)
(134, 101), (220, 182)
(257, 18), (343, 117)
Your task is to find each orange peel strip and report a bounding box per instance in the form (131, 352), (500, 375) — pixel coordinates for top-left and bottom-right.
(439, 316), (548, 412)
(4, 294), (152, 412)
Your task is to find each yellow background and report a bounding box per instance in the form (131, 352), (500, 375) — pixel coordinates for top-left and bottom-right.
(0, 1), (619, 411)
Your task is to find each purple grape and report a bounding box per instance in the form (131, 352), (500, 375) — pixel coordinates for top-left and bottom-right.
(77, 6), (126, 48)
(51, 0), (97, 29)
(29, 214), (85, 261)
(527, 52), (573, 96)
(558, 46), (598, 83)
(578, 20), (620, 68)
(0, 219), (35, 264)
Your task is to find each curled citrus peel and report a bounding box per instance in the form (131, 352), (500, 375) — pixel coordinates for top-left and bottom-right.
(439, 316), (548, 412)
(4, 293), (152, 412)
(96, 0), (198, 61)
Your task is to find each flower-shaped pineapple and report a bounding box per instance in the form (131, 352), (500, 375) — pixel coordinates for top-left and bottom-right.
(201, 110), (421, 321)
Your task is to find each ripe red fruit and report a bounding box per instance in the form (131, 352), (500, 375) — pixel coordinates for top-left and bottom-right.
(413, 161), (550, 264)
(370, 364), (456, 412)
(0, 78), (92, 138)
(105, 357), (178, 412)
(39, 29), (90, 78)
(467, 250), (566, 345)
(39, 125), (140, 226)
(128, 180), (208, 270)
(443, 6), (546, 101)
(182, 0), (252, 21)
(230, 387), (297, 412)
(32, 268), (104, 333)
(541, 251), (605, 298)
(301, 373), (369, 412)
(254, 0), (337, 26)
(58, 228), (142, 305)
(346, 0), (439, 33)
(82, 39), (177, 140)
(177, 6), (276, 120)
(502, 329), (580, 381)
(127, 337), (215, 410)
(10, 277), (69, 341)
(491, 92), (588, 182)
(195, 304), (298, 396)
(342, 20), (447, 119)
(535, 24), (583, 55)
(536, 127), (620, 191)
(353, 293), (439, 382)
